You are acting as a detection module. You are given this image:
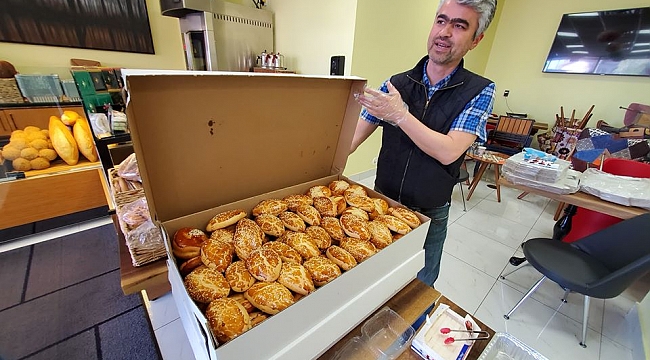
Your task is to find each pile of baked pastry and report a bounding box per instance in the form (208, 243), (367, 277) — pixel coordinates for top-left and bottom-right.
(171, 180), (421, 346)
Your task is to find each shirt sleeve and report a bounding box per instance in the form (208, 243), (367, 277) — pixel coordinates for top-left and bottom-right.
(449, 82), (496, 143)
(359, 80), (390, 126)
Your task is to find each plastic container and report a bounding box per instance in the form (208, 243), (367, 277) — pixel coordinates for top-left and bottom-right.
(478, 333), (548, 360)
(334, 307), (415, 360)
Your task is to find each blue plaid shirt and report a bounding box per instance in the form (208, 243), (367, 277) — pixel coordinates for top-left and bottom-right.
(360, 60), (495, 143)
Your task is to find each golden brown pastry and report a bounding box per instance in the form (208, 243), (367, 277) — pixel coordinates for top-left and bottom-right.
(246, 248), (282, 282)
(344, 184), (367, 197)
(330, 196), (347, 215)
(73, 116), (98, 162)
(320, 216), (346, 242)
(245, 282), (295, 315)
(325, 245), (357, 271)
(295, 204), (321, 226)
(206, 209), (247, 232)
(210, 228), (235, 244)
(179, 256), (204, 277)
(233, 218), (264, 260)
(303, 256), (342, 286)
(254, 214), (285, 237)
(201, 238), (234, 272)
(344, 193), (375, 212)
(285, 232), (320, 259)
(393, 233), (405, 241)
(328, 180), (350, 196)
(173, 228), (209, 260)
(367, 221), (393, 249)
(340, 238), (377, 263)
(278, 211), (306, 232)
(262, 241), (302, 264)
(283, 194), (313, 211)
(304, 226), (332, 249)
(49, 115), (78, 165)
(249, 311), (268, 327)
(388, 207), (422, 229)
(38, 148), (58, 161)
(205, 298), (251, 344)
(229, 293), (256, 313)
(306, 185), (332, 198)
(369, 197), (390, 219)
(340, 213), (371, 241)
(312, 196), (337, 217)
(184, 266), (230, 303)
(30, 157), (50, 170)
(225, 261), (256, 292)
(375, 215), (412, 235)
(252, 199), (288, 217)
(342, 207), (370, 221)
(278, 262), (315, 295)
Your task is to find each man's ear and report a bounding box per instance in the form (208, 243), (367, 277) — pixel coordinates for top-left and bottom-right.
(470, 32), (485, 49)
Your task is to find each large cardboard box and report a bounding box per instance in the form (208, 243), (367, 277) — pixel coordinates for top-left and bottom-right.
(122, 70), (428, 360)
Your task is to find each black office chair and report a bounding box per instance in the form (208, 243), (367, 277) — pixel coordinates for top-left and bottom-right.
(456, 167), (469, 211)
(503, 213), (650, 348)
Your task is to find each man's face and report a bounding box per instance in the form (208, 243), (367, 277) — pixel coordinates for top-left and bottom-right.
(428, 0), (484, 66)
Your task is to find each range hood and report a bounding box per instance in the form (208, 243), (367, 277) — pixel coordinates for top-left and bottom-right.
(160, 0), (274, 72)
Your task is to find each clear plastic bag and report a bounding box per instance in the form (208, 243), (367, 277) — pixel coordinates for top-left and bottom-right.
(118, 197), (150, 229)
(125, 219), (166, 267)
(117, 153), (141, 182)
(88, 113), (112, 138)
(580, 168), (650, 209)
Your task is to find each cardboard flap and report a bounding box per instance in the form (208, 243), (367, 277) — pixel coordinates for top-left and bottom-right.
(123, 70), (366, 223)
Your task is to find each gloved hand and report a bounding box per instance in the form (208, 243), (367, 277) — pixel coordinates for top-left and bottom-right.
(356, 81), (409, 126)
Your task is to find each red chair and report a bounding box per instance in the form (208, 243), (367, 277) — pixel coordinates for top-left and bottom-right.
(561, 158), (650, 243)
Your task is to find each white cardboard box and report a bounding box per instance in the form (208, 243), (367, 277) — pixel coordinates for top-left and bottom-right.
(122, 69), (429, 360)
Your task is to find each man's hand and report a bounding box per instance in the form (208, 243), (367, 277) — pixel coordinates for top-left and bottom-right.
(356, 81), (409, 126)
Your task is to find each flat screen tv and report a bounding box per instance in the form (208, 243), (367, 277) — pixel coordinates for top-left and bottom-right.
(543, 7), (650, 76)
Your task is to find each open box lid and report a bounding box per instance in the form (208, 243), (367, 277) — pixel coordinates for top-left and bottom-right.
(122, 70), (366, 223)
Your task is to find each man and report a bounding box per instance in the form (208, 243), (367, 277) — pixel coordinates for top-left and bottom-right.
(351, 0), (497, 287)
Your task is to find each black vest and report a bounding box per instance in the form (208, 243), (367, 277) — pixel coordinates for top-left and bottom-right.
(375, 56), (492, 208)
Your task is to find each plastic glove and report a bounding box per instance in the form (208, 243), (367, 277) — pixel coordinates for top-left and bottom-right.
(356, 81), (409, 126)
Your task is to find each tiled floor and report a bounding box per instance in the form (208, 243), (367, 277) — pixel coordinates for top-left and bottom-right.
(4, 169), (645, 360)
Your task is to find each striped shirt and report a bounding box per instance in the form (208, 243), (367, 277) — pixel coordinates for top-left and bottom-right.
(360, 59), (495, 143)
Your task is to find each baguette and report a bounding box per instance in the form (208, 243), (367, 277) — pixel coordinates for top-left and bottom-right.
(73, 116), (98, 162)
(49, 116), (79, 165)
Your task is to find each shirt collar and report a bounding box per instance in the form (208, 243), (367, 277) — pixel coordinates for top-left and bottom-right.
(422, 59), (459, 91)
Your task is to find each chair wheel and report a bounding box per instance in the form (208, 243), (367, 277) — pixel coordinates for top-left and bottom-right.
(499, 275), (505, 280)
(509, 257), (527, 266)
(579, 342), (587, 348)
(503, 315), (510, 320)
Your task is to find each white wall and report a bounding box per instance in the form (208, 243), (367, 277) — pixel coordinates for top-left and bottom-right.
(265, 0), (357, 75)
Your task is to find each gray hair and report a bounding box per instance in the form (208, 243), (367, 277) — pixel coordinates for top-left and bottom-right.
(438, 0), (497, 38)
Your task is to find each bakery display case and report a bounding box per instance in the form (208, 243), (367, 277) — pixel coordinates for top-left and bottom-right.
(122, 70), (429, 359)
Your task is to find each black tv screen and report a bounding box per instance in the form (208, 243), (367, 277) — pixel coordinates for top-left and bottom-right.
(543, 7), (650, 76)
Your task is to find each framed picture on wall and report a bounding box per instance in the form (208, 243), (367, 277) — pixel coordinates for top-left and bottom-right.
(0, 0), (155, 54)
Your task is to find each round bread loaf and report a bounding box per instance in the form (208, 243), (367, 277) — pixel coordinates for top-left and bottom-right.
(283, 194), (313, 211)
(244, 282), (294, 315)
(206, 209), (247, 232)
(388, 207), (421, 229)
(249, 311), (269, 327)
(228, 293), (256, 313)
(179, 256), (204, 277)
(344, 185), (367, 197)
(225, 261), (256, 292)
(210, 228), (235, 244)
(304, 226), (331, 249)
(173, 228), (208, 260)
(342, 207), (370, 221)
(206, 298), (251, 344)
(340, 213), (371, 241)
(344, 193), (375, 212)
(306, 185), (331, 198)
(262, 241), (302, 264)
(325, 245), (357, 271)
(278, 211), (306, 232)
(233, 218), (264, 260)
(340, 238), (377, 263)
(372, 198), (389, 215)
(201, 238), (234, 272)
(255, 214), (285, 237)
(328, 180), (350, 196)
(184, 266), (230, 303)
(303, 256), (341, 286)
(375, 215), (412, 235)
(252, 199), (288, 217)
(312, 197), (337, 217)
(246, 248), (282, 282)
(367, 221), (393, 249)
(331, 196), (348, 215)
(278, 262), (315, 295)
(320, 216), (346, 242)
(285, 232), (320, 260)
(295, 204), (321, 226)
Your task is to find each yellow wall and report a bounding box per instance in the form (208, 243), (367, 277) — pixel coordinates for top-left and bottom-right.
(0, 0), (186, 78)
(462, 0), (506, 74)
(265, 0), (357, 76)
(485, 0), (650, 128)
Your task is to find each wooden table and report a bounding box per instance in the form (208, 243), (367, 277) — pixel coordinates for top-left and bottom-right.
(465, 151), (510, 202)
(320, 280), (496, 360)
(498, 177), (648, 219)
